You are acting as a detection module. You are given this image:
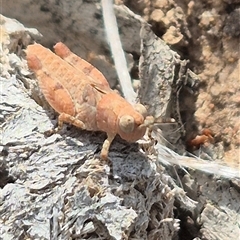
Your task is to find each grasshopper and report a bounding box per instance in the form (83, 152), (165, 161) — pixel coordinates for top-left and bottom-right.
(26, 42), (154, 159)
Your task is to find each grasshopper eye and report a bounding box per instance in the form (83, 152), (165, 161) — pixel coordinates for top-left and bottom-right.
(134, 104), (147, 118)
(119, 115), (135, 133)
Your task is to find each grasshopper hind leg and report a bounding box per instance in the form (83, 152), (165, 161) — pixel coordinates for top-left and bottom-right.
(44, 113), (86, 136)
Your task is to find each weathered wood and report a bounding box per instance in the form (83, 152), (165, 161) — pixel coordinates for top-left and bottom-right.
(0, 8), (239, 240)
(0, 15), (178, 240)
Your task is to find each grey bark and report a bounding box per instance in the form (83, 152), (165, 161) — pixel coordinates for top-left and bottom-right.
(0, 3), (239, 239)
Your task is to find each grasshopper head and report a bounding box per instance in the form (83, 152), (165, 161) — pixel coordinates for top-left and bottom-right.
(133, 104), (147, 118)
(118, 104), (154, 142)
(119, 115), (135, 133)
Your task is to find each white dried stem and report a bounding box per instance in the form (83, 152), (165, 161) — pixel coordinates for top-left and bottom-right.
(101, 0), (137, 104)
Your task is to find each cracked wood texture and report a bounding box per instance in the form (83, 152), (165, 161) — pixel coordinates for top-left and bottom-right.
(1, 5), (239, 240)
(0, 14), (178, 240)
(139, 23), (200, 154)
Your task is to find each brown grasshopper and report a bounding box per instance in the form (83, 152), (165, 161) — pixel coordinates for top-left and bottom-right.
(26, 42), (154, 159)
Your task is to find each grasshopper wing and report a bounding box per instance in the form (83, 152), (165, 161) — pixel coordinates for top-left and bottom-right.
(54, 42), (111, 92)
(26, 51), (75, 116)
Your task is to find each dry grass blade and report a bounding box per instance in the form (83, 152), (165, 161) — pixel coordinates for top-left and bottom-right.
(101, 0), (137, 104)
